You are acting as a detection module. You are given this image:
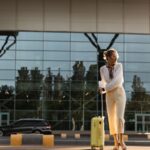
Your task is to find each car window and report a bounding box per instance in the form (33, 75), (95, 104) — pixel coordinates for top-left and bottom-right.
(35, 121), (45, 126)
(11, 119), (50, 127)
(12, 120), (26, 127)
(32, 120), (49, 126)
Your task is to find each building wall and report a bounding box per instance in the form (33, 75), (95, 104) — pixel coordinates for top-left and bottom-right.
(0, 0), (150, 33)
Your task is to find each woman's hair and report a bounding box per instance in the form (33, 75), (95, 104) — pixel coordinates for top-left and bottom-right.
(103, 48), (119, 61)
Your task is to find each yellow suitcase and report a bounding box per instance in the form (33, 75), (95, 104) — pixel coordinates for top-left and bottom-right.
(91, 94), (105, 150)
(91, 116), (105, 150)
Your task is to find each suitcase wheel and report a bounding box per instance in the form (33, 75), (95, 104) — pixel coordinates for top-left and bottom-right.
(99, 146), (104, 150)
(91, 146), (103, 150)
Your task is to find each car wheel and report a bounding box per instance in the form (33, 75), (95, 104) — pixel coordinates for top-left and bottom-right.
(0, 130), (4, 136)
(33, 130), (41, 134)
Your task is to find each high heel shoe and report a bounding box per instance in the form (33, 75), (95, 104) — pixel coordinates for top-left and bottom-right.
(112, 143), (120, 150)
(112, 146), (119, 150)
(120, 143), (127, 150)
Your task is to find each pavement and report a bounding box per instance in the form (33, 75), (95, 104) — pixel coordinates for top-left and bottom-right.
(0, 131), (150, 150)
(0, 145), (150, 150)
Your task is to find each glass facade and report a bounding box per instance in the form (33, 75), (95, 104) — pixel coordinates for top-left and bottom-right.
(0, 31), (150, 132)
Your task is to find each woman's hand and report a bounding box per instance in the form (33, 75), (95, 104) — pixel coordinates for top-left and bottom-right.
(98, 81), (106, 94)
(99, 87), (106, 94)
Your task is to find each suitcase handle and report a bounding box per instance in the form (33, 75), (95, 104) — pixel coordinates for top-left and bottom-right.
(101, 93), (104, 117)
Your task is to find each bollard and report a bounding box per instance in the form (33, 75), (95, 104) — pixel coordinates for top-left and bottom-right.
(74, 133), (80, 139)
(147, 134), (150, 139)
(123, 135), (128, 141)
(11, 134), (22, 146)
(105, 134), (110, 141)
(43, 135), (54, 147)
(61, 133), (67, 138)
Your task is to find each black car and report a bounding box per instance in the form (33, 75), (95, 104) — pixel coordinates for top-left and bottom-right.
(0, 118), (52, 136)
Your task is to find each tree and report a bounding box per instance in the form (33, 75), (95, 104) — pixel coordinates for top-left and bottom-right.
(71, 61), (85, 101)
(53, 68), (64, 101)
(16, 67), (44, 117)
(16, 67), (30, 92)
(16, 67), (31, 109)
(131, 75), (146, 101)
(30, 67), (44, 100)
(44, 67), (53, 100)
(71, 61), (86, 130)
(30, 67), (44, 117)
(0, 85), (14, 111)
(127, 75), (150, 112)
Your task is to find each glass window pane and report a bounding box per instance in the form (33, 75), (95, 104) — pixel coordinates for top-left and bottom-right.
(137, 123), (143, 132)
(98, 33), (123, 43)
(124, 63), (150, 72)
(16, 51), (43, 60)
(97, 43), (124, 53)
(44, 32), (70, 41)
(125, 34), (150, 43)
(44, 61), (70, 71)
(71, 42), (96, 51)
(71, 61), (97, 72)
(16, 61), (43, 70)
(44, 51), (70, 61)
(125, 82), (150, 96)
(0, 41), (16, 50)
(43, 70), (70, 80)
(17, 32), (43, 40)
(71, 33), (90, 42)
(71, 52), (97, 61)
(145, 116), (150, 121)
(125, 43), (150, 53)
(0, 80), (15, 87)
(0, 60), (15, 69)
(125, 72), (150, 82)
(124, 83), (132, 93)
(137, 116), (142, 122)
(15, 110), (37, 119)
(145, 124), (150, 132)
(0, 50), (15, 60)
(0, 70), (15, 80)
(125, 52), (150, 62)
(112, 43), (124, 52)
(44, 41), (70, 51)
(17, 41), (43, 50)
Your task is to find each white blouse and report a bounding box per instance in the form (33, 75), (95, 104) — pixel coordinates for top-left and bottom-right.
(99, 62), (124, 92)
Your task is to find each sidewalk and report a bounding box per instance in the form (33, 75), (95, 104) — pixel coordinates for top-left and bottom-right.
(0, 145), (150, 150)
(0, 131), (150, 149)
(54, 130), (150, 146)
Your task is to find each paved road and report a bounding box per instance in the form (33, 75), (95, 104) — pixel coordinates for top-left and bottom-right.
(0, 146), (150, 150)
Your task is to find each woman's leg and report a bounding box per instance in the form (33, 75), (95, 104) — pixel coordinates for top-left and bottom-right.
(113, 134), (119, 150)
(119, 133), (127, 150)
(115, 87), (127, 150)
(115, 87), (126, 134)
(106, 94), (117, 135)
(106, 93), (119, 149)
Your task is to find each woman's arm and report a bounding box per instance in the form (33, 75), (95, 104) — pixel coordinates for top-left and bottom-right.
(99, 67), (106, 93)
(99, 67), (106, 88)
(105, 63), (124, 92)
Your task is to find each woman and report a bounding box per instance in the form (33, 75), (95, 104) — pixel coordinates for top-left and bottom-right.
(99, 48), (127, 150)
